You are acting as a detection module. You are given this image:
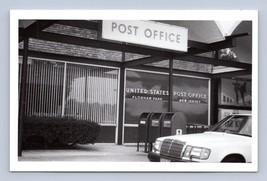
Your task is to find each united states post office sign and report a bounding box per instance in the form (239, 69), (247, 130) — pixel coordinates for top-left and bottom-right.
(102, 20), (188, 52)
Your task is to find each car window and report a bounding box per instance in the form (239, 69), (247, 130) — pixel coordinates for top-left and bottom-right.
(239, 117), (252, 137)
(209, 115), (252, 137)
(208, 116), (233, 131)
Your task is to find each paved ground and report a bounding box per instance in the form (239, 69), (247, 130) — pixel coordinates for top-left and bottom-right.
(18, 143), (150, 162)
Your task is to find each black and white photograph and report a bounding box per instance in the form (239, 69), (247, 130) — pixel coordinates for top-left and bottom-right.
(10, 10), (258, 172)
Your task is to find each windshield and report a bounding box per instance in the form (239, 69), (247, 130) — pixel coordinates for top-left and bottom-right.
(208, 115), (252, 137)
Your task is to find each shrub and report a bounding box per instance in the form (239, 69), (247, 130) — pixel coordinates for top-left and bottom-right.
(22, 116), (101, 148)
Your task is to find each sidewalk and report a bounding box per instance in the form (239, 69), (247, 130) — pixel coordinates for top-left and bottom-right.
(18, 143), (150, 162)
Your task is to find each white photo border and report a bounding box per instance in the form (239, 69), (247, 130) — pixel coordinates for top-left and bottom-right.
(10, 10), (258, 172)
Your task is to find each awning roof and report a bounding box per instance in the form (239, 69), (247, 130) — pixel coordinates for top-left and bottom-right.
(19, 20), (252, 78)
(20, 20), (225, 43)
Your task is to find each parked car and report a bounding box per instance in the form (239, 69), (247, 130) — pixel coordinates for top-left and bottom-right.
(148, 114), (252, 163)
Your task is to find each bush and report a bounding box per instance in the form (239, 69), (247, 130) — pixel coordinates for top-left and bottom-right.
(22, 116), (101, 148)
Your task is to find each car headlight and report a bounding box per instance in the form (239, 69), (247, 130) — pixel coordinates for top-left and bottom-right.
(183, 145), (211, 160)
(152, 140), (163, 154)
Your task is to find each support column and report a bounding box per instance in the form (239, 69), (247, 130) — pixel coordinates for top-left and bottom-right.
(117, 52), (125, 145)
(210, 78), (219, 125)
(18, 38), (29, 156)
(210, 50), (220, 125)
(168, 58), (174, 112)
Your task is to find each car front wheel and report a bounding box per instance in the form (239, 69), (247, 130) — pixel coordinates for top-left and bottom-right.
(221, 156), (245, 163)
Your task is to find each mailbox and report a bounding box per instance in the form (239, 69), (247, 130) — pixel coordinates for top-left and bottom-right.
(137, 112), (152, 152)
(160, 112), (187, 137)
(148, 113), (163, 143)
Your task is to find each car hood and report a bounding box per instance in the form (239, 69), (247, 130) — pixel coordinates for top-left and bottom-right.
(157, 131), (250, 147)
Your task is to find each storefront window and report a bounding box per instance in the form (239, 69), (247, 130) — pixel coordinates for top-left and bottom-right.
(220, 78), (252, 107)
(19, 58), (119, 125)
(64, 63), (119, 124)
(19, 58), (65, 117)
(125, 70), (209, 125)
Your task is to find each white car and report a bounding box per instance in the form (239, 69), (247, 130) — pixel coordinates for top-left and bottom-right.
(148, 114), (252, 163)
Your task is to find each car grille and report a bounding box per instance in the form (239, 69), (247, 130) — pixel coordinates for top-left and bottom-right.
(160, 139), (185, 159)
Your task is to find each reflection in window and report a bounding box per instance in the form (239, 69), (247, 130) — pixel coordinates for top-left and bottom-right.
(64, 64), (119, 124)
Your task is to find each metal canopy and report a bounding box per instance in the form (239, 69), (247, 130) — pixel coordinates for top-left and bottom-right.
(18, 20), (252, 78)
